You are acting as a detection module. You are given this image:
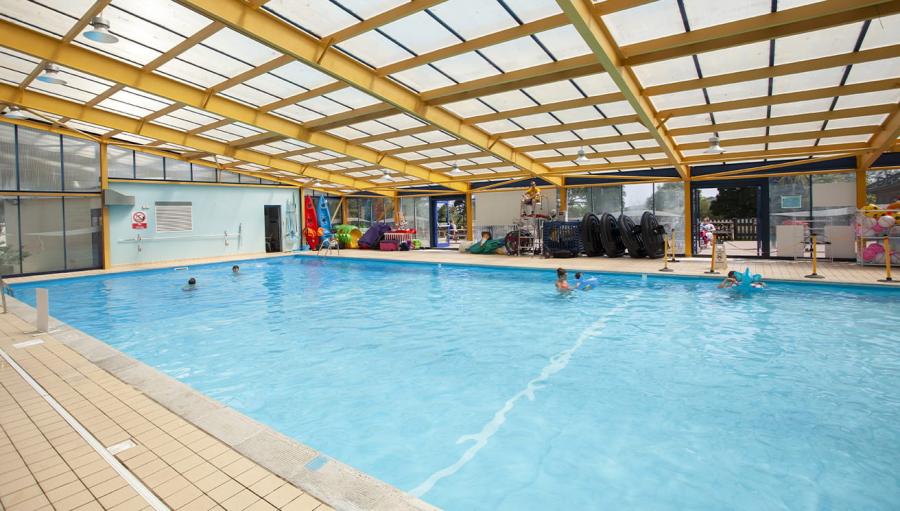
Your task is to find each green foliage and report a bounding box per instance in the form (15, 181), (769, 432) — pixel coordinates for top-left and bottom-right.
(709, 187), (757, 218)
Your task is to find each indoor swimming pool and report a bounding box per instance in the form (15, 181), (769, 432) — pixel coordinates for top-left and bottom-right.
(13, 258), (900, 510)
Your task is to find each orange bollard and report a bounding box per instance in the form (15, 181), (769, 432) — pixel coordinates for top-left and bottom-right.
(659, 238), (673, 272)
(704, 233), (719, 274)
(878, 236), (894, 283)
(805, 233), (824, 279)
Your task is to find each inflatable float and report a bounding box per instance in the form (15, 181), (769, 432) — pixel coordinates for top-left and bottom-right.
(334, 224), (362, 248)
(303, 195), (319, 250)
(733, 267), (764, 293)
(316, 196), (333, 244)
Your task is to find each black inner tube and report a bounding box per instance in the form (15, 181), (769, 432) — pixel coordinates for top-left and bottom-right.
(580, 213), (605, 256)
(618, 214), (647, 258)
(598, 213), (626, 257)
(641, 211), (666, 258)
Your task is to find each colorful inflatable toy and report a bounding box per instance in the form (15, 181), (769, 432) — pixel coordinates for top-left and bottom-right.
(303, 195), (319, 250)
(733, 267), (764, 293)
(862, 204), (883, 218)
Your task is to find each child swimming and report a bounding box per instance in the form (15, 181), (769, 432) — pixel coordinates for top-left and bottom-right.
(182, 277), (198, 291)
(573, 272), (596, 291)
(555, 268), (571, 293)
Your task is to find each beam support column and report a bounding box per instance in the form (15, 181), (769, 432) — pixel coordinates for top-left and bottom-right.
(100, 142), (111, 269)
(558, 180), (567, 220)
(393, 196), (401, 224)
(855, 166), (867, 208)
(465, 191), (474, 241)
(683, 174), (693, 257)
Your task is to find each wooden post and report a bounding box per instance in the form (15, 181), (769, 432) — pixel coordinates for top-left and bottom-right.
(683, 175), (692, 257)
(558, 179), (567, 220)
(341, 197), (349, 225)
(393, 196), (401, 224)
(100, 142), (111, 269)
(855, 168), (867, 208)
(465, 191), (474, 241)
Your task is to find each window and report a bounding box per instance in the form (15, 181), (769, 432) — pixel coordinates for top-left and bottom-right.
(18, 127), (62, 191)
(62, 136), (100, 191)
(135, 152), (164, 180)
(155, 202), (192, 232)
(108, 145), (134, 178)
(165, 159), (191, 181)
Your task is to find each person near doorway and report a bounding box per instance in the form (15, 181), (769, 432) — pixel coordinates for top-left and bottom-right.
(699, 217), (716, 248)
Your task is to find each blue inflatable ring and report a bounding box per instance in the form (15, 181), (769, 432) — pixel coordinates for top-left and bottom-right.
(734, 267), (763, 292)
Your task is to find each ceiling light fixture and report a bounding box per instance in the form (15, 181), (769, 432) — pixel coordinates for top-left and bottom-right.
(83, 14), (118, 44)
(37, 63), (67, 85)
(575, 147), (589, 163)
(2, 105), (27, 120)
(448, 162), (464, 176)
(704, 136), (725, 154)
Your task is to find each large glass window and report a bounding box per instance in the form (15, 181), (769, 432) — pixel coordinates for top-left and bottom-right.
(19, 197), (66, 274)
(0, 124), (16, 190)
(769, 176), (811, 257)
(108, 145), (134, 178)
(622, 183), (654, 221)
(866, 169), (900, 204)
(63, 197), (102, 270)
(192, 164), (216, 182)
(0, 198), (21, 275)
(18, 127), (62, 191)
(653, 182), (685, 250)
(566, 188), (589, 218)
(62, 136), (100, 191)
(592, 186), (623, 216)
(165, 159), (191, 181)
(135, 152), (164, 180)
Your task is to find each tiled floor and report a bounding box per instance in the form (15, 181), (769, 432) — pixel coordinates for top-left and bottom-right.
(0, 312), (331, 511)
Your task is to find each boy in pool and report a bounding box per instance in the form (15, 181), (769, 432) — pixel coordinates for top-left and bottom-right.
(232, 265), (240, 273)
(573, 272), (595, 291)
(183, 277), (198, 291)
(556, 268), (571, 292)
(718, 271), (738, 288)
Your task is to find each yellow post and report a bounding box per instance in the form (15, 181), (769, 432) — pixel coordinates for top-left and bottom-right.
(393, 196), (400, 224)
(341, 197), (349, 225)
(683, 174), (693, 257)
(465, 191), (474, 241)
(558, 178), (567, 220)
(100, 142), (111, 269)
(659, 238), (673, 272)
(805, 233), (824, 279)
(668, 230), (679, 262)
(878, 236), (894, 283)
(704, 233), (719, 274)
(855, 168), (867, 208)
(299, 187), (306, 248)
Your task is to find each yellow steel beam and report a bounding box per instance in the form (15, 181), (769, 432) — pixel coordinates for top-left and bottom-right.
(677, 125), (877, 151)
(0, 20), (460, 192)
(858, 103), (900, 170)
(259, 82), (346, 113)
(621, 0), (900, 66)
(556, 0), (687, 178)
(174, 0), (562, 186)
(0, 84), (390, 195)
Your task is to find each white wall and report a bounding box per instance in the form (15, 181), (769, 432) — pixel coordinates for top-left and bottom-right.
(109, 182), (300, 266)
(473, 188), (558, 226)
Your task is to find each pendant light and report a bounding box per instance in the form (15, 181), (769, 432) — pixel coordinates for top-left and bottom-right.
(704, 136), (725, 154)
(37, 63), (67, 85)
(575, 147), (589, 163)
(448, 162), (464, 176)
(83, 15), (119, 44)
(2, 105), (27, 119)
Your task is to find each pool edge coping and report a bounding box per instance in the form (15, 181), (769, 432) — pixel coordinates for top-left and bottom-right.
(2, 295), (439, 511)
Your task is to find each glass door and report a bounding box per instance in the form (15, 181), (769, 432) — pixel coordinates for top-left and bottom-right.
(433, 200), (451, 248)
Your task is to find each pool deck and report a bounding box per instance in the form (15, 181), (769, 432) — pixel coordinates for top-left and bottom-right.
(0, 249), (895, 511)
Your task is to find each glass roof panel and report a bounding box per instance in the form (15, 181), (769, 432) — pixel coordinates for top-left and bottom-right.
(709, 106), (768, 123)
(846, 57), (900, 84)
(479, 90), (536, 111)
(650, 90), (706, 110)
(347, 119), (394, 135)
(696, 41), (769, 76)
(323, 87), (381, 109)
(363, 140), (398, 152)
(241, 73), (297, 100)
(175, 106), (222, 123)
(533, 25), (592, 60)
(29, 81), (99, 104)
(199, 129), (238, 142)
(765, 140), (817, 150)
(574, 126), (619, 139)
(0, 48), (39, 69)
(114, 132), (155, 145)
(705, 79), (769, 103)
(772, 67), (843, 94)
(477, 37), (553, 73)
(156, 59), (225, 88)
(66, 119), (112, 135)
(616, 122), (651, 135)
(835, 89), (900, 109)
(218, 123), (263, 138)
(633, 57), (698, 87)
(859, 12), (900, 50)
(296, 96), (350, 116)
(549, 106), (604, 123)
(770, 98), (836, 116)
(440, 99), (495, 118)
(178, 44), (250, 80)
(603, 0), (683, 46)
(825, 114), (889, 129)
(774, 22), (863, 64)
(767, 122), (827, 135)
(505, 135), (541, 147)
(429, 0), (517, 40)
(152, 115), (199, 131)
(202, 28), (281, 66)
(391, 65), (456, 92)
(715, 127), (767, 140)
(265, 0), (359, 37)
(111, 0), (211, 38)
(378, 113), (425, 130)
(684, 0), (770, 31)
(337, 31), (411, 68)
(272, 105), (322, 123)
(570, 73), (619, 96)
(0, 68), (25, 86)
(508, 113), (558, 129)
(271, 61), (336, 90)
(1, 0), (75, 37)
(432, 52), (501, 83)
(595, 101), (638, 117)
(326, 126), (368, 139)
(376, 11), (457, 55)
(666, 114), (712, 130)
(522, 80), (584, 104)
(818, 135), (872, 145)
(220, 84), (280, 107)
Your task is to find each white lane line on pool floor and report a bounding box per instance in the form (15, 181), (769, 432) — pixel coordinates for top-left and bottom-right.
(0, 348), (169, 511)
(409, 291), (643, 498)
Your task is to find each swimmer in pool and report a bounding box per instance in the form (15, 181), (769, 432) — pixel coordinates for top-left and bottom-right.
(232, 265), (240, 274)
(183, 277), (198, 291)
(718, 271), (738, 289)
(574, 272), (595, 291)
(556, 267), (571, 293)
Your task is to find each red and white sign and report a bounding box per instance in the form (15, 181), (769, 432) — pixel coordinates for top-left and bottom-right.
(131, 211), (147, 230)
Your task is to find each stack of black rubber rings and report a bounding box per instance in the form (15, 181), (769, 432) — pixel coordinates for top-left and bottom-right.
(580, 211), (666, 259)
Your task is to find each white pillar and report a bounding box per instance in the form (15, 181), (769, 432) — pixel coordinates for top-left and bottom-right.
(35, 288), (49, 332)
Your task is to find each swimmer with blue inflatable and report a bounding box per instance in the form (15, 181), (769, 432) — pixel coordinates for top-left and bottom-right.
(574, 272), (598, 291)
(718, 269), (766, 290)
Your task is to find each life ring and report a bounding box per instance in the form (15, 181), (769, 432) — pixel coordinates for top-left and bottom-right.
(640, 211), (666, 259)
(618, 214), (646, 258)
(598, 213), (626, 257)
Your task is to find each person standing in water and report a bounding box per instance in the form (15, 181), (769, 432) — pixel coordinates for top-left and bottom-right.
(556, 268), (571, 293)
(232, 265), (240, 274)
(183, 277), (198, 291)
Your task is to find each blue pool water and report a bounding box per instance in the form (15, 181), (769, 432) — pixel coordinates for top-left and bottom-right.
(13, 257), (900, 510)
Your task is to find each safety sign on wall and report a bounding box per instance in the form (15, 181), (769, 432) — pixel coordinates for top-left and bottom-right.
(131, 211), (148, 230)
